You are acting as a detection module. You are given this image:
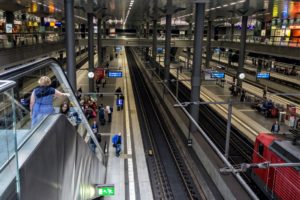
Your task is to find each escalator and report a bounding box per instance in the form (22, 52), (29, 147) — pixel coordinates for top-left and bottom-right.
(0, 58), (106, 200)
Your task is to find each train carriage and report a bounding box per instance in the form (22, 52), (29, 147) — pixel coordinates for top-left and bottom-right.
(252, 133), (300, 200)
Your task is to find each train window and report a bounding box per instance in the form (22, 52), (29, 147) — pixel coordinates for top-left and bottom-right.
(258, 143), (264, 156)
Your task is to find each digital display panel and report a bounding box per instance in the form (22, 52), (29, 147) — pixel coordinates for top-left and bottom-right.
(256, 72), (270, 79)
(108, 71), (122, 78)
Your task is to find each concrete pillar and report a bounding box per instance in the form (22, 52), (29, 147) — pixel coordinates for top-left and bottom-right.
(205, 20), (212, 69)
(88, 13), (94, 92)
(97, 17), (102, 65)
(164, 12), (172, 84)
(64, 0), (76, 90)
(189, 2), (206, 133)
(236, 15), (248, 87)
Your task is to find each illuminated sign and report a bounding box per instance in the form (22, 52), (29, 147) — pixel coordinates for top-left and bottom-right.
(211, 72), (225, 79)
(289, 25), (300, 29)
(108, 71), (122, 78)
(257, 72), (270, 79)
(55, 22), (62, 27)
(157, 48), (164, 54)
(96, 185), (115, 197)
(49, 2), (55, 14)
(115, 46), (122, 52)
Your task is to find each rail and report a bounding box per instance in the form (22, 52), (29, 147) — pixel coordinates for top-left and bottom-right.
(0, 58), (105, 172)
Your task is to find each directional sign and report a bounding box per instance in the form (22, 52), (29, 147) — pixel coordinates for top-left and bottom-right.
(96, 185), (115, 197)
(108, 71), (123, 78)
(256, 72), (270, 79)
(211, 72), (225, 79)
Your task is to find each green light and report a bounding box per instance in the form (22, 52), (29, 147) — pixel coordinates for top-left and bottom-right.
(97, 186), (115, 196)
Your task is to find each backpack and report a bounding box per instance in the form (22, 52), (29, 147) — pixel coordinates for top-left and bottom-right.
(110, 107), (113, 113)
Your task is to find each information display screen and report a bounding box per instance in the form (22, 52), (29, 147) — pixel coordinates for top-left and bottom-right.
(211, 72), (225, 79)
(157, 48), (164, 54)
(108, 71), (122, 78)
(256, 72), (270, 79)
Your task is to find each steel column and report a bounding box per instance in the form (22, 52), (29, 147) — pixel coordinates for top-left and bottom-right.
(236, 15), (248, 87)
(97, 18), (102, 65)
(64, 0), (76, 90)
(189, 2), (205, 133)
(230, 23), (234, 41)
(164, 13), (172, 84)
(152, 20), (157, 60)
(187, 22), (193, 68)
(103, 20), (106, 39)
(225, 100), (233, 158)
(88, 13), (94, 92)
(205, 20), (212, 69)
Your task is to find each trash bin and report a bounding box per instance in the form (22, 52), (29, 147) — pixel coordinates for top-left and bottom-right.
(279, 112), (286, 123)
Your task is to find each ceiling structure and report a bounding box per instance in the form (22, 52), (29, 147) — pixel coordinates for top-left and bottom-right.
(0, 0), (298, 27)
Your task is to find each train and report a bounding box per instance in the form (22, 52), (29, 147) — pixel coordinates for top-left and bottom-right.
(252, 133), (300, 200)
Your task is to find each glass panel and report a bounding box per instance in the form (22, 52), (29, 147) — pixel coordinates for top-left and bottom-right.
(0, 88), (15, 168)
(0, 59), (103, 171)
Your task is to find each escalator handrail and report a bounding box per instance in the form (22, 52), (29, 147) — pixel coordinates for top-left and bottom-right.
(0, 58), (105, 161)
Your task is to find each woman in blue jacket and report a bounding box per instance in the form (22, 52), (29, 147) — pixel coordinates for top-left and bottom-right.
(30, 76), (69, 127)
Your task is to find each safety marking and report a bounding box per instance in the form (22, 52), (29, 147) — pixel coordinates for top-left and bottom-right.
(123, 50), (136, 200)
(238, 109), (256, 112)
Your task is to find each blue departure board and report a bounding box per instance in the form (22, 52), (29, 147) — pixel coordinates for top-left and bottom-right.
(108, 71), (123, 78)
(256, 72), (270, 79)
(211, 72), (225, 79)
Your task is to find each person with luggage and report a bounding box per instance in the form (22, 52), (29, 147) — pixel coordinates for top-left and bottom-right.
(119, 94), (125, 110)
(112, 132), (122, 157)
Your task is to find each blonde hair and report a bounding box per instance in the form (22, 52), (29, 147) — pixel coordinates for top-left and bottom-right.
(38, 76), (51, 86)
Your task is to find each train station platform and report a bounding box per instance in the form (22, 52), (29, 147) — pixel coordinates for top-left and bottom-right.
(76, 49), (153, 199)
(168, 64), (293, 143)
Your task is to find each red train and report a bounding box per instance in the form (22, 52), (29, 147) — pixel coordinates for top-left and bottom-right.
(252, 133), (300, 200)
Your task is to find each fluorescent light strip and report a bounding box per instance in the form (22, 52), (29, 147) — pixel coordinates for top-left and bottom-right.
(124, 0), (135, 25)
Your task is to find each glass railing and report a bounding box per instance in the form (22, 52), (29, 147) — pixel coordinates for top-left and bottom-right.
(0, 32), (89, 50)
(214, 34), (300, 47)
(0, 58), (104, 171)
(0, 80), (17, 169)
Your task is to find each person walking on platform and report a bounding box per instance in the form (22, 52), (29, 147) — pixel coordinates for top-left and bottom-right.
(106, 105), (112, 122)
(98, 104), (106, 125)
(30, 76), (69, 127)
(112, 132), (122, 157)
(115, 87), (122, 98)
(90, 121), (98, 152)
(102, 78), (106, 88)
(119, 94), (125, 110)
(240, 90), (246, 102)
(271, 121), (280, 134)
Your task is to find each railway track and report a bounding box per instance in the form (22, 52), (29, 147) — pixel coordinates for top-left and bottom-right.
(141, 51), (266, 199)
(126, 48), (204, 200)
